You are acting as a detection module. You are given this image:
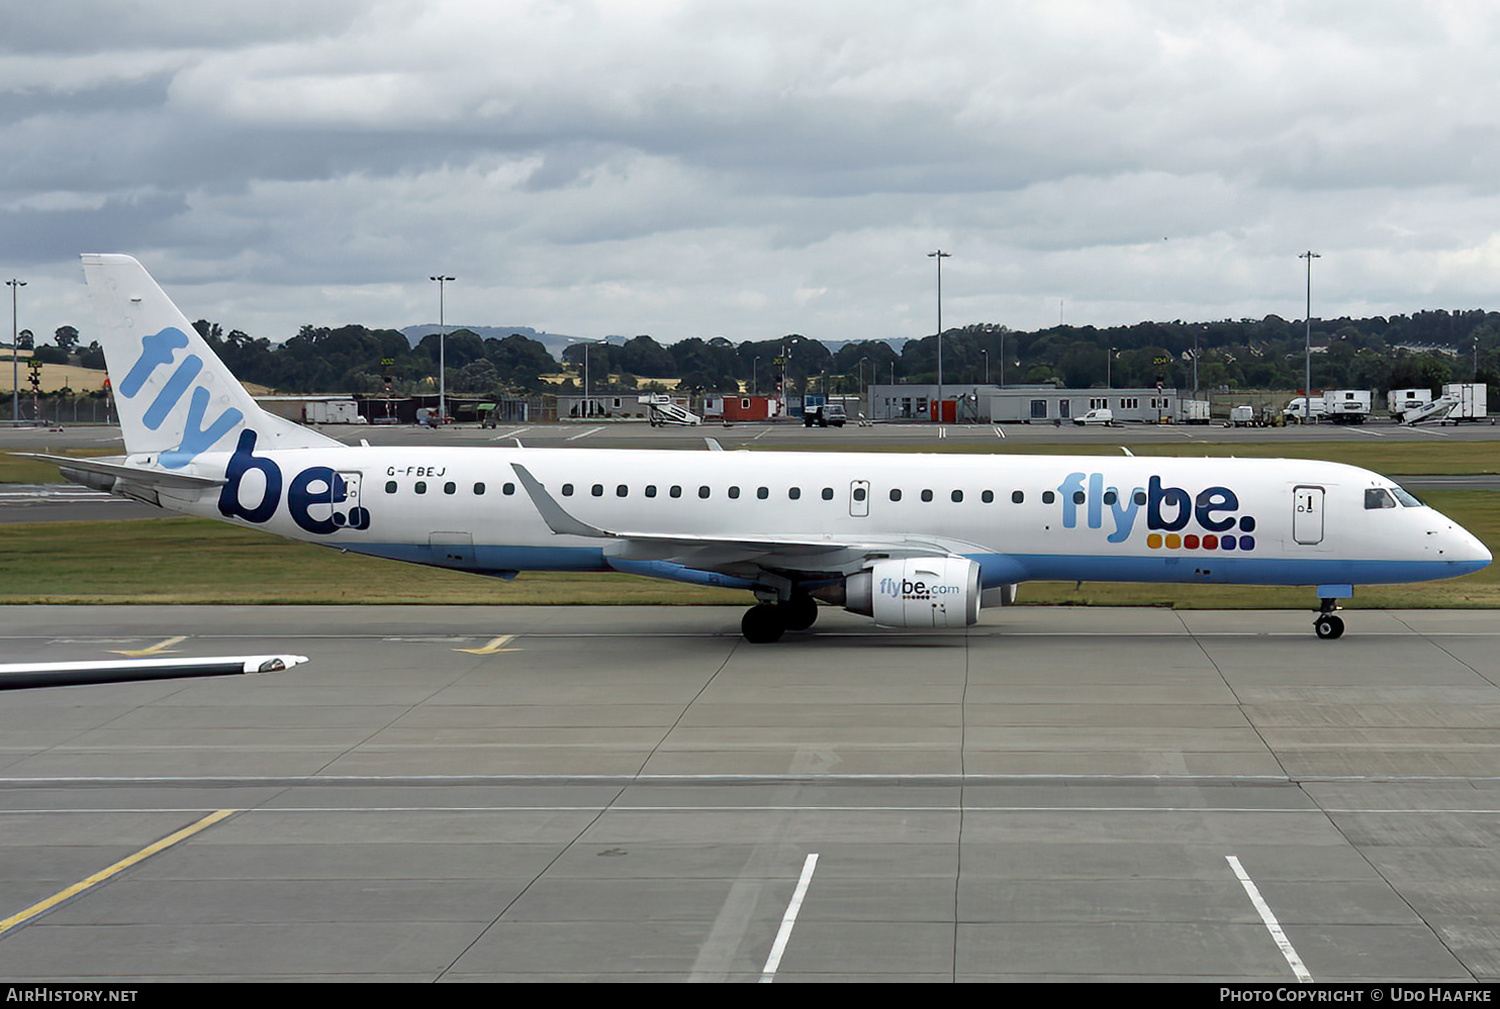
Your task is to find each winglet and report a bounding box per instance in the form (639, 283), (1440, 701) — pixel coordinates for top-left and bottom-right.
(510, 463), (611, 538)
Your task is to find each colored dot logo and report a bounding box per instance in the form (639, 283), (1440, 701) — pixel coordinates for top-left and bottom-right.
(1146, 528), (1255, 551)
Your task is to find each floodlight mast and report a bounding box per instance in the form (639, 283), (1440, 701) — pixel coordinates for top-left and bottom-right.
(928, 250), (951, 420)
(430, 275), (455, 424)
(1299, 251), (1320, 423)
(6, 279), (24, 425)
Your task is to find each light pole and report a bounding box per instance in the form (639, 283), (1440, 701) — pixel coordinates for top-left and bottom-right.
(753, 355), (760, 397)
(981, 349), (988, 385)
(928, 249), (950, 420)
(6, 279), (24, 425)
(1299, 251), (1320, 422)
(429, 275), (454, 424)
(568, 336), (606, 417)
(1193, 326), (1205, 397)
(1107, 346), (1113, 389)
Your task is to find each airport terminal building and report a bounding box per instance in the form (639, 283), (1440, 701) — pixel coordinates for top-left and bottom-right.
(866, 383), (1185, 423)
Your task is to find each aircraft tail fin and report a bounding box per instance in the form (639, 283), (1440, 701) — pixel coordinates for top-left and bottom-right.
(81, 254), (338, 466)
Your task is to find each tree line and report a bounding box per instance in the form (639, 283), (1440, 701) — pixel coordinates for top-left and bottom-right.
(20, 309), (1500, 399)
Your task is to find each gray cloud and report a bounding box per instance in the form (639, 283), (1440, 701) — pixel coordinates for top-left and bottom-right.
(5, 1), (1500, 345)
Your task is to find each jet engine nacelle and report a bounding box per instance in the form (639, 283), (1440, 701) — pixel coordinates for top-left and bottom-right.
(844, 557), (982, 628)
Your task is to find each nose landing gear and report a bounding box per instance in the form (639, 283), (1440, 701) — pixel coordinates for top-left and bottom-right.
(1314, 598), (1345, 640)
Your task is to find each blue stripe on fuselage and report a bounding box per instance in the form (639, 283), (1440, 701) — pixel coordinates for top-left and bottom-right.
(339, 542), (1483, 588)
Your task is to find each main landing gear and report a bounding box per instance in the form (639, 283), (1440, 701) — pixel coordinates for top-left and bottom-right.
(740, 594), (819, 644)
(1314, 598), (1345, 640)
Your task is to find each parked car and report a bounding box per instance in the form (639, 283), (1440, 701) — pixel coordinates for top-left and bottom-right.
(1073, 408), (1115, 426)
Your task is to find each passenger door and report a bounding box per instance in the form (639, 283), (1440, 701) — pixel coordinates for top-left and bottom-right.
(1293, 485), (1325, 545)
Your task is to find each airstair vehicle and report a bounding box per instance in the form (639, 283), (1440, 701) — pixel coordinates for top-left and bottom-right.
(1399, 394), (1458, 425)
(639, 394), (702, 427)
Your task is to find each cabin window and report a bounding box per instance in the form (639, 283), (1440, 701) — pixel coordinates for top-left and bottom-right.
(592, 484), (604, 497)
(444, 482), (456, 495)
(890, 489), (902, 502)
(1042, 490), (1055, 504)
(1133, 490), (1147, 506)
(503, 482), (515, 495)
(852, 487), (867, 502)
(951, 490), (963, 503)
(670, 485), (682, 498)
(1011, 490), (1024, 504)
(645, 485), (657, 498)
(728, 486), (740, 499)
(1365, 488), (1396, 510)
(981, 490), (994, 503)
(616, 484), (628, 497)
(699, 485), (711, 499)
(562, 483), (574, 496)
(474, 482), (486, 495)
(1103, 490), (1116, 505)
(1072, 490), (1085, 505)
(921, 489), (933, 502)
(415, 481), (427, 494)
(821, 487), (834, 501)
(789, 487), (801, 500)
(757, 486), (769, 500)
(385, 481), (397, 494)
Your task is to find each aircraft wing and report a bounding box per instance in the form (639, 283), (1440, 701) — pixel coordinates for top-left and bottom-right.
(510, 462), (985, 578)
(0, 654), (308, 691)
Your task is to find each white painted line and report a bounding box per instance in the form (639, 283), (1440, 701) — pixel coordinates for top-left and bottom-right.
(566, 426), (605, 441)
(1226, 855), (1312, 983)
(759, 853), (819, 982)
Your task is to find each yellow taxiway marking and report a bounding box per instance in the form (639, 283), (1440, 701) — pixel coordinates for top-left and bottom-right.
(455, 635), (520, 655)
(110, 635), (187, 657)
(0, 808), (237, 939)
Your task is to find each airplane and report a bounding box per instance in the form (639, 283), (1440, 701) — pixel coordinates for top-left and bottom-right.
(28, 254), (1492, 644)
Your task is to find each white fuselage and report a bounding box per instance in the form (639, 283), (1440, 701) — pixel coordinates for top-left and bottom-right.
(159, 441), (1490, 592)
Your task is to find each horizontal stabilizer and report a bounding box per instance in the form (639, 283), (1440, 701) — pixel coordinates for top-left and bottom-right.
(20, 453), (226, 490)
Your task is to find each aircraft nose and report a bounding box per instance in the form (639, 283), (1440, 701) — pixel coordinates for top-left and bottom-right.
(1449, 523), (1492, 570)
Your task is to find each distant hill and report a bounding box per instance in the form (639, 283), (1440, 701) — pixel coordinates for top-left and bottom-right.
(401, 325), (898, 361)
(402, 324), (590, 361)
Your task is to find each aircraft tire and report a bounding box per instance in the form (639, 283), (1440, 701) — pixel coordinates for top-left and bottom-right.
(781, 595), (818, 632)
(1314, 614), (1345, 640)
(742, 604), (786, 644)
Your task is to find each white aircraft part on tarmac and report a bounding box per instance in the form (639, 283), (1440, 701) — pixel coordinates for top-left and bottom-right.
(56, 255), (1493, 644)
(0, 654), (309, 690)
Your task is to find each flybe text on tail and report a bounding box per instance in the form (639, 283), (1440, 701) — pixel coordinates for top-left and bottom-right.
(123, 327), (244, 468)
(218, 431), (371, 533)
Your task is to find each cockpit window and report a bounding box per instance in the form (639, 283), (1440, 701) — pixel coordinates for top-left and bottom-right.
(1364, 488), (1396, 510)
(1390, 485), (1424, 507)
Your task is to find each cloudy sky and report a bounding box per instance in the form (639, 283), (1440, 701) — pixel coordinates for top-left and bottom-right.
(4, 1), (1500, 348)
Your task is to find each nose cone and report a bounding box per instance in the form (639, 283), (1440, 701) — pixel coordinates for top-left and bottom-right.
(1447, 520), (1492, 574)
